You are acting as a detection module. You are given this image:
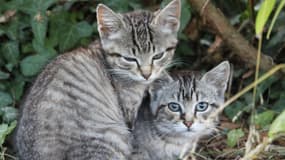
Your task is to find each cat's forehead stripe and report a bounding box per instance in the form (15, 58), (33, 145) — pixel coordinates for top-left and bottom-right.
(124, 11), (154, 54)
(175, 75), (197, 102)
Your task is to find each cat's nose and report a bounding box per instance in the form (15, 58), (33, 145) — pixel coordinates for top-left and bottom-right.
(183, 121), (193, 128)
(141, 67), (152, 80)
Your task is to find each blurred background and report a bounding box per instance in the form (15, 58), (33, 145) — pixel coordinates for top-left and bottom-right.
(0, 0), (285, 159)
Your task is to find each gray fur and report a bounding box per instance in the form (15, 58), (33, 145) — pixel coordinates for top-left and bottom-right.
(15, 0), (181, 159)
(132, 61), (231, 160)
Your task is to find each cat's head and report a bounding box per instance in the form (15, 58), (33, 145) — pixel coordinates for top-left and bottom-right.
(96, 0), (181, 83)
(148, 61), (231, 140)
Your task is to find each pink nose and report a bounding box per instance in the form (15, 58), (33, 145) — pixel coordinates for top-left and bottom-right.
(183, 121), (193, 128)
(142, 72), (151, 80)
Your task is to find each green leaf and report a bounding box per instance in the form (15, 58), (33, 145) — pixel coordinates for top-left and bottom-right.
(9, 75), (26, 101)
(101, 0), (130, 12)
(254, 110), (275, 128)
(1, 41), (19, 66)
(266, 0), (285, 39)
(19, 0), (56, 15)
(59, 21), (93, 52)
(179, 0), (191, 32)
(0, 124), (8, 146)
(0, 121), (17, 146)
(0, 28), (4, 36)
(20, 54), (54, 76)
(0, 70), (10, 80)
(224, 101), (245, 120)
(58, 23), (79, 52)
(272, 93), (285, 112)
(0, 107), (18, 123)
(32, 39), (57, 56)
(76, 21), (94, 38)
(257, 76), (278, 95)
(31, 12), (48, 46)
(0, 91), (13, 108)
(1, 19), (20, 40)
(227, 129), (245, 148)
(268, 110), (285, 140)
(255, 0), (276, 36)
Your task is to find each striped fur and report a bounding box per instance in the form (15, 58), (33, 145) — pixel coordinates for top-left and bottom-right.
(132, 61), (231, 160)
(97, 0), (181, 125)
(16, 1), (181, 159)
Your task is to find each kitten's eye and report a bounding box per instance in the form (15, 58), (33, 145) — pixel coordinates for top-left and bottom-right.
(168, 102), (181, 112)
(152, 52), (164, 60)
(123, 56), (137, 62)
(195, 102), (209, 112)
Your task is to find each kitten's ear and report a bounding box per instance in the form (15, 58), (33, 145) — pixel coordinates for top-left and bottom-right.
(201, 61), (231, 96)
(96, 4), (125, 39)
(152, 0), (181, 34)
(149, 75), (177, 115)
(150, 72), (174, 91)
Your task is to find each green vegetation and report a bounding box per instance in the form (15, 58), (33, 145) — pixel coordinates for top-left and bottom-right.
(0, 0), (285, 159)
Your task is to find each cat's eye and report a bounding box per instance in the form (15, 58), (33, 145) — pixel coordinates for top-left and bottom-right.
(195, 102), (209, 112)
(152, 52), (164, 60)
(110, 52), (122, 57)
(123, 56), (137, 62)
(168, 102), (181, 112)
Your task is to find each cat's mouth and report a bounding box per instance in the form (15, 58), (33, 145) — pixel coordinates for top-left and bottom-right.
(139, 78), (154, 84)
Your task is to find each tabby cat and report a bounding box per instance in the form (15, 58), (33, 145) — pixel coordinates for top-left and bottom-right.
(15, 0), (181, 159)
(132, 61), (231, 160)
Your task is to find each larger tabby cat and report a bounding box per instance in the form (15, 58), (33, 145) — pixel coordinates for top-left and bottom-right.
(15, 0), (181, 159)
(132, 61), (231, 160)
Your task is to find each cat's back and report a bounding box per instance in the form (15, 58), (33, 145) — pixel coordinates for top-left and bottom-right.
(19, 40), (121, 120)
(16, 41), (129, 160)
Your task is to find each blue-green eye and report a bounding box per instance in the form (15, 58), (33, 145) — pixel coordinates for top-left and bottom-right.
(168, 102), (181, 112)
(195, 102), (209, 112)
(152, 52), (164, 60)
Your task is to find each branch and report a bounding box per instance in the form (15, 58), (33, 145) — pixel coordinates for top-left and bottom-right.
(188, 0), (275, 71)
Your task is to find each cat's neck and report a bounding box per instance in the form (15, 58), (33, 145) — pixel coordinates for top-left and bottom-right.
(134, 120), (196, 159)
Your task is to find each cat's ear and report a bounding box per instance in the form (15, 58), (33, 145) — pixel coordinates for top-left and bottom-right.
(201, 61), (231, 96)
(149, 77), (178, 115)
(150, 72), (174, 91)
(96, 4), (125, 39)
(152, 0), (181, 34)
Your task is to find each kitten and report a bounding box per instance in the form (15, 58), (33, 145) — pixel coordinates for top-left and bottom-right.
(15, 0), (181, 160)
(132, 61), (231, 160)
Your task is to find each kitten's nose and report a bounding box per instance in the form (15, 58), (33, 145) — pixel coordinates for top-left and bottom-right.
(142, 72), (151, 80)
(183, 121), (193, 128)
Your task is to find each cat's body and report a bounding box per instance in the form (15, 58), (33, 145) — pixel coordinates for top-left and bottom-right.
(17, 41), (131, 160)
(132, 61), (231, 160)
(16, 1), (181, 159)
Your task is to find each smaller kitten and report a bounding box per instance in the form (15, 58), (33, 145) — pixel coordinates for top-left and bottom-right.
(132, 61), (231, 160)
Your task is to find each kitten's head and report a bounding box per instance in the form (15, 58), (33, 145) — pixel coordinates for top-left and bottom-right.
(96, 0), (181, 83)
(149, 61), (231, 140)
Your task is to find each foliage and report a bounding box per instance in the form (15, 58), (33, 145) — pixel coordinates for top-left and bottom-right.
(255, 0), (276, 36)
(227, 128), (245, 148)
(269, 110), (285, 140)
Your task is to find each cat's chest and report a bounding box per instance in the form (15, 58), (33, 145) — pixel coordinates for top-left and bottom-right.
(119, 87), (145, 106)
(149, 137), (195, 159)
(116, 83), (147, 125)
